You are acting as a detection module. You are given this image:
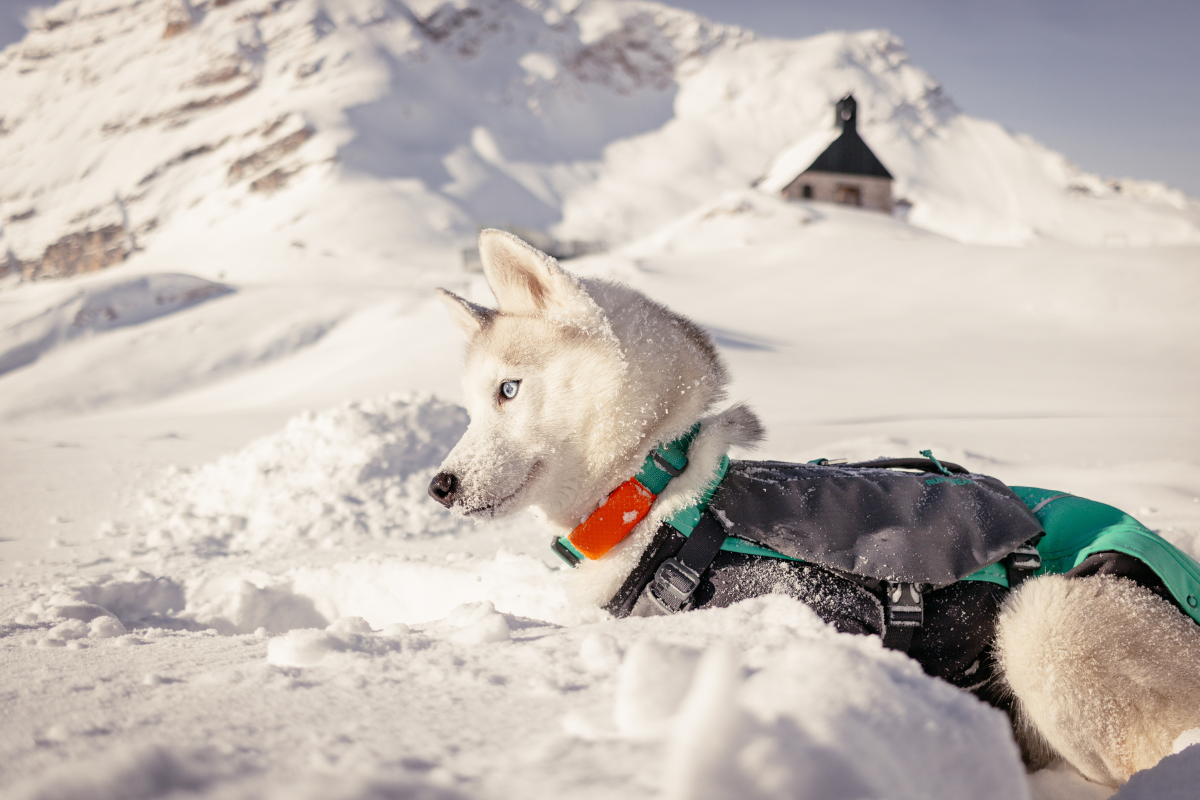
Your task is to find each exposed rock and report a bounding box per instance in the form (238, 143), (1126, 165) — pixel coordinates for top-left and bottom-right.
(138, 139), (228, 186)
(189, 62), (242, 87)
(260, 115), (288, 137)
(296, 58), (323, 79)
(228, 126), (314, 182)
(163, 0), (197, 39)
(249, 167), (295, 193)
(136, 82), (259, 128)
(23, 225), (131, 281)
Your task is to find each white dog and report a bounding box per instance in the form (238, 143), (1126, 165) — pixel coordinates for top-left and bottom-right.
(431, 229), (1200, 787)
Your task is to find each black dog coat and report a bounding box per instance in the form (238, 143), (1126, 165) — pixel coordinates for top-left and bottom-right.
(603, 457), (1173, 705)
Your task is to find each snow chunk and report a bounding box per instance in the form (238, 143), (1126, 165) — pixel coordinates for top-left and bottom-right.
(267, 616), (403, 667)
(267, 628), (353, 668)
(442, 602), (512, 645)
(74, 570), (187, 622)
(184, 577), (328, 636)
(1115, 744), (1200, 799)
(614, 640), (701, 737)
(88, 615), (128, 639)
(27, 570), (185, 628)
(38, 619), (90, 647)
(637, 597), (1027, 800)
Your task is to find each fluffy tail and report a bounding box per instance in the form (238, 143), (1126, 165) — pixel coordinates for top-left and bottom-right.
(994, 573), (1200, 786)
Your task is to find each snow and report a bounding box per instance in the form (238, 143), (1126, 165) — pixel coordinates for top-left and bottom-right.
(1, 0), (1198, 798)
(139, 394), (469, 554)
(0, 273), (231, 377)
(1111, 745), (1200, 800)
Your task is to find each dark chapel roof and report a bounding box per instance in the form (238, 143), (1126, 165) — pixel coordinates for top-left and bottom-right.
(804, 94), (893, 180)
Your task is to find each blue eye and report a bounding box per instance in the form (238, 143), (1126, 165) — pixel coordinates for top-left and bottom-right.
(500, 380), (520, 401)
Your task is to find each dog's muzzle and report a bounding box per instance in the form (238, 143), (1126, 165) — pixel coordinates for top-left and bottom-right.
(428, 471), (458, 507)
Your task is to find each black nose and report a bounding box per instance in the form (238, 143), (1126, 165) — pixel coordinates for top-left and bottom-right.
(428, 471), (459, 507)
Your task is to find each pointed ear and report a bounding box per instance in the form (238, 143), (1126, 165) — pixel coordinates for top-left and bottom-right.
(436, 288), (495, 338)
(478, 229), (601, 323)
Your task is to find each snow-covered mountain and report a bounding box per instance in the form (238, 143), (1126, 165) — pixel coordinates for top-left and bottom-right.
(2, 0), (1198, 290)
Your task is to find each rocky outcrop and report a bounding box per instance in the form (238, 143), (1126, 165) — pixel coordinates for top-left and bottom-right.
(163, 0), (198, 39)
(228, 127), (314, 182)
(22, 225), (131, 281)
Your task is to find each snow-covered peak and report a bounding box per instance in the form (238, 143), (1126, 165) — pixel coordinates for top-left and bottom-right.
(0, 0), (743, 281)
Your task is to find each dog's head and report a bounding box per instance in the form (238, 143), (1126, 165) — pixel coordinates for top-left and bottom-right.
(429, 230), (729, 531)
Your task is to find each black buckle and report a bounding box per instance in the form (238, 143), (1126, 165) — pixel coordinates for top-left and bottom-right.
(1007, 543), (1042, 571)
(1004, 542), (1042, 589)
(647, 557), (701, 613)
(550, 537), (581, 568)
(886, 582), (923, 628)
(651, 449), (685, 478)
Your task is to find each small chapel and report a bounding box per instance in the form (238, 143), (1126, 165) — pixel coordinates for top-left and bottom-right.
(781, 94), (894, 213)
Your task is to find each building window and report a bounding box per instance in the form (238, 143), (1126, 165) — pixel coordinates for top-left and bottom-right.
(801, 184), (813, 199)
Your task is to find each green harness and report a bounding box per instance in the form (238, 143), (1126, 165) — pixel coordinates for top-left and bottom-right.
(717, 478), (1200, 625)
(667, 460), (1200, 625)
(558, 434), (1200, 627)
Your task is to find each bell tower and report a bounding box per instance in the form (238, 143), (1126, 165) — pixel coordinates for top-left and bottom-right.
(835, 94), (857, 133)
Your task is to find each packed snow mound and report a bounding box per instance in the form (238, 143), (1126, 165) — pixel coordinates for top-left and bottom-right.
(140, 394), (470, 554)
(8, 569), (187, 646)
(5, 596), (1030, 800)
(1, 0), (1195, 283)
(0, 273), (231, 376)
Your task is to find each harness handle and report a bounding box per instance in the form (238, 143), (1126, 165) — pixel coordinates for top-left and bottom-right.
(840, 456), (970, 475)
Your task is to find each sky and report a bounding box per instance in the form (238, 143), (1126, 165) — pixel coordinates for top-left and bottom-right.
(1, 0), (1197, 197)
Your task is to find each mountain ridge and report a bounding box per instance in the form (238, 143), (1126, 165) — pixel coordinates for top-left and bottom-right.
(1, 0), (1197, 288)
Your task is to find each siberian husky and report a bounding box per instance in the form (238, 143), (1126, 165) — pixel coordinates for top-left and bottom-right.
(429, 229), (1200, 787)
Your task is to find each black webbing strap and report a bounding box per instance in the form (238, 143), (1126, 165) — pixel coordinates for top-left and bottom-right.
(641, 511), (729, 614)
(604, 512), (729, 618)
(841, 457), (969, 475)
(881, 582), (924, 652)
(604, 522), (687, 618)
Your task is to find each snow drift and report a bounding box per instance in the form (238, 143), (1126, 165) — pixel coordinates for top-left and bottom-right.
(0, 273), (230, 376)
(140, 393), (469, 554)
(3, 595), (1035, 800)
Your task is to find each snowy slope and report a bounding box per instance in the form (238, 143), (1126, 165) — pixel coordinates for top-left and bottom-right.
(0, 0), (742, 285)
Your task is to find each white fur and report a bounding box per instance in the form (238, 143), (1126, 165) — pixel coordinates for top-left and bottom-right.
(995, 574), (1200, 786)
(436, 230), (1200, 787)
(435, 229), (756, 537)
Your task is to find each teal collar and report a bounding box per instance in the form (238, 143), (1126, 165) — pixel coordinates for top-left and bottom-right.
(552, 423), (732, 567)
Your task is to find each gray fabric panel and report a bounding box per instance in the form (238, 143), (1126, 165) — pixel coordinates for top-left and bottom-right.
(708, 460), (1044, 588)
